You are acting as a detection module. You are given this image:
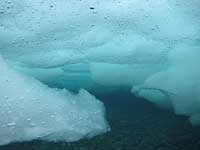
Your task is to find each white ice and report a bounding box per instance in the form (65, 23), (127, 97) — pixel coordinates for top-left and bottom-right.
(0, 55), (109, 145)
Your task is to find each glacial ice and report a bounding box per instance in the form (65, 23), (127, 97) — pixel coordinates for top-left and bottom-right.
(0, 0), (200, 145)
(0, 55), (109, 145)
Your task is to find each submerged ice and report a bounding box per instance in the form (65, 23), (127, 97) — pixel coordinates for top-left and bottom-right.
(0, 0), (200, 145)
(0, 55), (109, 145)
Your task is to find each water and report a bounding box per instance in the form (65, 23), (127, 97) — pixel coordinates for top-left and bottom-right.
(1, 0), (200, 149)
(1, 90), (200, 150)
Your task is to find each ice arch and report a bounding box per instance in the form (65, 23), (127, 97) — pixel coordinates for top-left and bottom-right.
(0, 0), (200, 145)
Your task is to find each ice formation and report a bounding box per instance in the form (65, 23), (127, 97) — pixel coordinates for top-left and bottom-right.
(0, 0), (200, 145)
(0, 55), (109, 145)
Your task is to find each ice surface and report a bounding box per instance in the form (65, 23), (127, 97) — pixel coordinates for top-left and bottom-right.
(131, 45), (200, 122)
(0, 0), (200, 145)
(1, 0), (199, 67)
(0, 55), (109, 145)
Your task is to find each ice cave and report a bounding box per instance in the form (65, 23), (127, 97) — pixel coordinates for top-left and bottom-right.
(0, 0), (200, 150)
